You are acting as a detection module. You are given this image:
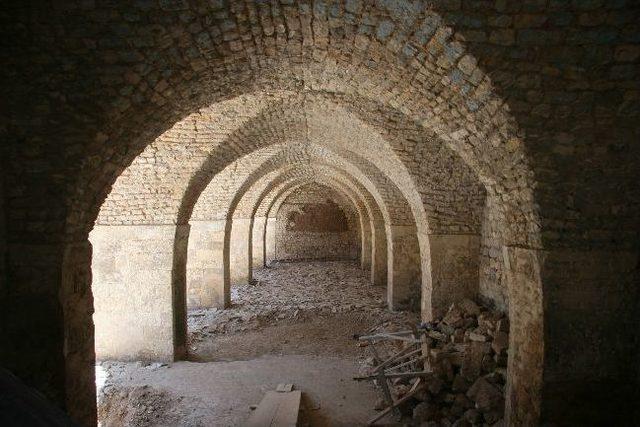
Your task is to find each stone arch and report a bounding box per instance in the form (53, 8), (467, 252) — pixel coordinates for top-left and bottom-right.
(179, 135), (417, 300)
(186, 143), (317, 308)
(191, 144), (293, 222)
(95, 92), (486, 321)
(3, 2), (637, 425)
(225, 155), (422, 301)
(267, 182), (361, 262)
(67, 11), (534, 238)
(74, 56), (528, 427)
(253, 178), (365, 263)
(97, 98), (438, 320)
(258, 175), (376, 272)
(88, 99), (446, 372)
(230, 159), (419, 306)
(90, 117), (427, 362)
(257, 169), (388, 287)
(3, 3), (564, 424)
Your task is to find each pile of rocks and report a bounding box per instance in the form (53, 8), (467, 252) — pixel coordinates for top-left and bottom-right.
(367, 299), (509, 426)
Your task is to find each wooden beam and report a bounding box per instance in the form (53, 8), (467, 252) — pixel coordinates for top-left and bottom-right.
(353, 371), (433, 381)
(373, 347), (421, 373)
(245, 390), (301, 427)
(367, 378), (423, 426)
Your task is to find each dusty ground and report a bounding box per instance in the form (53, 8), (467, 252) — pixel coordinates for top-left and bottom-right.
(98, 261), (418, 426)
(188, 261), (413, 362)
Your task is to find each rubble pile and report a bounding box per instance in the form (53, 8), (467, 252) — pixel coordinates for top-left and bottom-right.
(360, 299), (509, 426)
(188, 261), (412, 343)
(98, 384), (182, 427)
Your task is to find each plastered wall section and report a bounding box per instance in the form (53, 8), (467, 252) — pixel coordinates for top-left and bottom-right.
(252, 217), (266, 269)
(360, 217), (372, 271)
(186, 220), (227, 308)
(229, 218), (252, 285)
(265, 218), (277, 265)
(371, 221), (387, 286)
(90, 225), (185, 361)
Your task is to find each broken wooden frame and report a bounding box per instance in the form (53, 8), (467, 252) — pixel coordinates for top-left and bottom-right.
(367, 377), (423, 425)
(353, 329), (429, 425)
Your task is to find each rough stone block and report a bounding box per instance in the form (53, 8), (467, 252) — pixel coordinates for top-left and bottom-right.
(461, 342), (484, 381)
(467, 377), (504, 413)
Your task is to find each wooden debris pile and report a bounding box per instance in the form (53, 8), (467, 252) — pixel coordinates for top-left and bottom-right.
(354, 299), (509, 426)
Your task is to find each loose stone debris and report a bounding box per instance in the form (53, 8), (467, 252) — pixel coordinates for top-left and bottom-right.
(355, 299), (509, 426)
(188, 261), (413, 344)
(98, 261), (422, 425)
(98, 383), (184, 427)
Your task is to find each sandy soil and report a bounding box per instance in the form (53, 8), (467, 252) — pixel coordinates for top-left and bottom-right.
(98, 355), (383, 427)
(98, 261), (418, 427)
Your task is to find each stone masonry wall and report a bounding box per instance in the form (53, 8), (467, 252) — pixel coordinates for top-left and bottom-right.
(186, 220), (227, 309)
(0, 172), (5, 299)
(275, 184), (359, 261)
(479, 195), (508, 312)
(1, 2), (639, 425)
(90, 225), (188, 362)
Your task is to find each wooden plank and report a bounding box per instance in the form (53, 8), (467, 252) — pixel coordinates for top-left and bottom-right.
(245, 390), (301, 427)
(367, 378), (423, 426)
(276, 383), (294, 392)
(376, 370), (399, 418)
(373, 347), (421, 373)
(353, 371), (433, 381)
(272, 390), (301, 426)
(384, 355), (428, 373)
(358, 331), (415, 340)
(359, 333), (421, 343)
(246, 392), (281, 427)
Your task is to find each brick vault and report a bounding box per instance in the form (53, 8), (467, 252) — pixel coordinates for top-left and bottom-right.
(1, 1), (638, 425)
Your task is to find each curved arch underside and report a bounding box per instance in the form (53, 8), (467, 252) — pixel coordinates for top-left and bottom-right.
(4, 2), (639, 426)
(80, 11), (540, 424)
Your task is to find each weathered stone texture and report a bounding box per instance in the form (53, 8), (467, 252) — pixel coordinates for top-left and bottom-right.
(275, 183), (360, 261)
(1, 1), (638, 425)
(539, 248), (639, 423)
(0, 173), (5, 299)
(61, 241), (97, 426)
(387, 224), (422, 311)
(371, 221), (388, 287)
(479, 195), (508, 312)
(186, 220), (227, 309)
(229, 218), (252, 285)
(251, 216), (267, 268)
(90, 225), (188, 362)
(426, 234), (480, 320)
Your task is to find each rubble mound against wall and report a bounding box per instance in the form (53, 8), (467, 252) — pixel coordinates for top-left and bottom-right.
(98, 384), (184, 427)
(361, 299), (509, 426)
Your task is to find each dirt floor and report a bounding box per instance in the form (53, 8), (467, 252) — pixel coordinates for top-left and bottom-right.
(97, 261), (418, 427)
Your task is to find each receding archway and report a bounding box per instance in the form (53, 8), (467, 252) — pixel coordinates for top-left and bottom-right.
(27, 4), (547, 424)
